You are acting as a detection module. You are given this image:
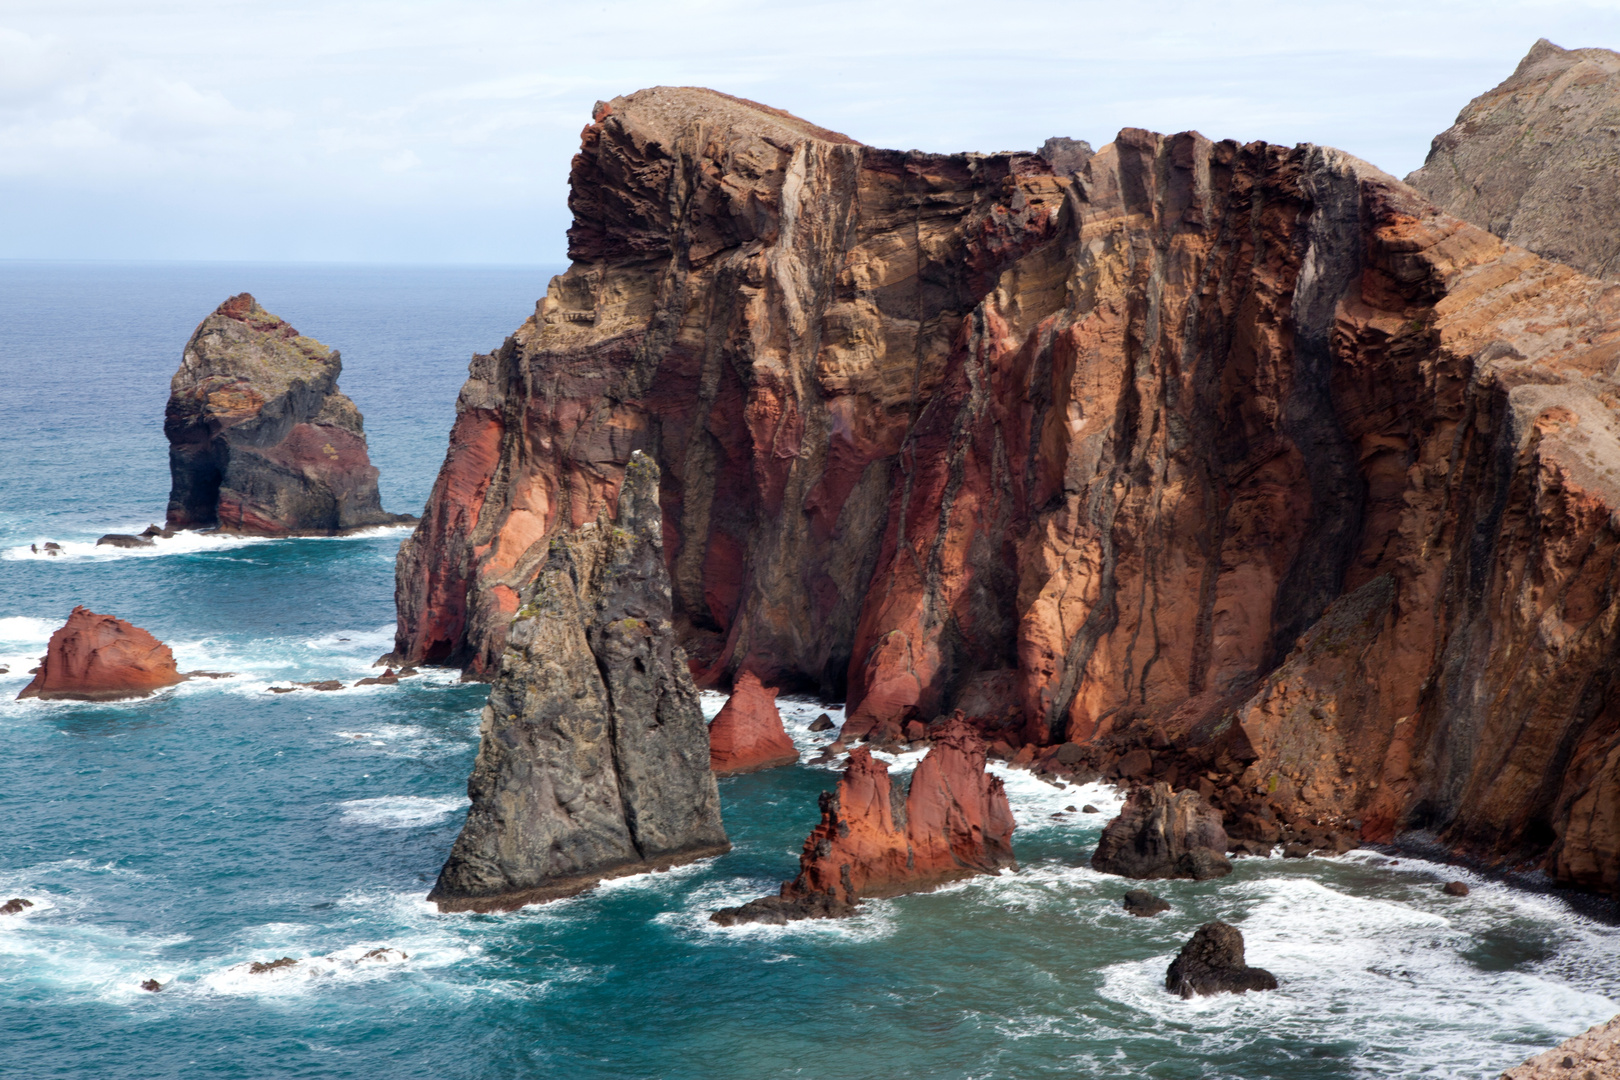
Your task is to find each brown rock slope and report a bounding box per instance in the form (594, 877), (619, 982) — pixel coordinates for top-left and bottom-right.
(708, 670), (799, 775)
(166, 293), (412, 535)
(18, 607), (186, 701)
(1409, 39), (1620, 282)
(396, 86), (1620, 897)
(427, 452), (728, 912)
(712, 719), (1015, 923)
(1501, 1013), (1620, 1079)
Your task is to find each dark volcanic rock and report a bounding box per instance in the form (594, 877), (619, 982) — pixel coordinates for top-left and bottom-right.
(165, 293), (412, 535)
(96, 533), (153, 548)
(1037, 135), (1094, 175)
(1122, 889), (1170, 917)
(1092, 783), (1232, 881)
(1443, 880), (1470, 897)
(249, 957), (298, 974)
(1408, 40), (1620, 281)
(428, 452), (729, 912)
(712, 719), (1014, 924)
(1, 898), (33, 915)
(18, 607), (187, 701)
(1165, 921), (1278, 998)
(140, 979), (162, 992)
(809, 713), (835, 732)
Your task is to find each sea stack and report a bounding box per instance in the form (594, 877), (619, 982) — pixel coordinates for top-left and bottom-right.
(1092, 783), (1233, 881)
(164, 293), (411, 535)
(711, 719), (1014, 924)
(708, 670), (799, 775)
(428, 452), (729, 912)
(18, 607), (186, 701)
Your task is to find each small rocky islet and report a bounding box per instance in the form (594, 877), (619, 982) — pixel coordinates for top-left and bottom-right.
(14, 38), (1620, 1072)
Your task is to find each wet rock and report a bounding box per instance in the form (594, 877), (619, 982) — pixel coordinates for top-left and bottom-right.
(1282, 843), (1312, 859)
(1501, 1012), (1620, 1079)
(164, 293), (412, 535)
(708, 670), (799, 776)
(353, 669), (400, 687)
(1443, 880), (1470, 897)
(712, 719), (1014, 925)
(1165, 921), (1278, 998)
(17, 607), (187, 701)
(808, 713), (834, 733)
(298, 680), (344, 692)
(96, 533), (153, 548)
(359, 948), (408, 962)
(139, 979), (162, 992)
(428, 453), (728, 913)
(1, 898), (33, 915)
(1229, 838), (1274, 858)
(1092, 783), (1232, 880)
(267, 686), (297, 694)
(140, 524), (175, 539)
(184, 670), (233, 680)
(1082, 805), (1100, 814)
(42, 542), (61, 554)
(1122, 889), (1170, 917)
(248, 957), (298, 974)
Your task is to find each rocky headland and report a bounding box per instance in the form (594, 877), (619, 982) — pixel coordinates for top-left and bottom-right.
(708, 670), (799, 775)
(18, 607), (186, 701)
(427, 452), (729, 912)
(711, 719), (1014, 924)
(391, 73), (1620, 902)
(165, 293), (411, 535)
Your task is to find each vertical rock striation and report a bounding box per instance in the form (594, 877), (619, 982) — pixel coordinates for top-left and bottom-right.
(397, 86), (1620, 898)
(428, 452), (728, 912)
(165, 293), (411, 535)
(1408, 39), (1620, 282)
(18, 607), (186, 701)
(708, 669), (799, 775)
(711, 719), (1014, 923)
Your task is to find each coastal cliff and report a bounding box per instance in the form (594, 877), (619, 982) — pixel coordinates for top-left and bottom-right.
(394, 86), (1620, 897)
(165, 293), (410, 535)
(427, 452), (728, 912)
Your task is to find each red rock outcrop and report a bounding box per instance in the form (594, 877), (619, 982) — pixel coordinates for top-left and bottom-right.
(708, 670), (799, 775)
(395, 87), (1620, 898)
(18, 607), (186, 701)
(166, 294), (411, 535)
(711, 720), (1015, 922)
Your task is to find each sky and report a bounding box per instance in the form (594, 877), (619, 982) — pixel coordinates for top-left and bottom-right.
(2, 0), (1618, 264)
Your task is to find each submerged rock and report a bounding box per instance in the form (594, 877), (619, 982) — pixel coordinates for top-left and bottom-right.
(248, 957), (298, 974)
(1092, 783), (1232, 881)
(1122, 890), (1170, 917)
(164, 293), (412, 535)
(1165, 922), (1278, 998)
(139, 979), (162, 992)
(96, 533), (153, 549)
(708, 670), (799, 775)
(17, 607), (187, 701)
(1501, 1012), (1620, 1079)
(712, 719), (1014, 925)
(1, 898), (33, 915)
(428, 453), (729, 912)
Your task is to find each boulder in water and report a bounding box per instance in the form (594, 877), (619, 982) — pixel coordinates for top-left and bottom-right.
(96, 533), (153, 549)
(17, 607), (187, 701)
(1165, 921), (1278, 998)
(1, 898), (33, 915)
(1443, 880), (1470, 897)
(1091, 783), (1232, 880)
(709, 670), (799, 775)
(1122, 889), (1170, 917)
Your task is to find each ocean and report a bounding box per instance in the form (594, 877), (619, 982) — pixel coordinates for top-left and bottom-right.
(0, 262), (1614, 1079)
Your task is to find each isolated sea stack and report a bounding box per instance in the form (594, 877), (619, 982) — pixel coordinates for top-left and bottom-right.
(396, 84), (1620, 900)
(18, 607), (185, 701)
(428, 452), (728, 912)
(708, 670), (799, 775)
(1092, 783), (1232, 880)
(711, 719), (1014, 924)
(164, 293), (410, 535)
(1408, 40), (1620, 281)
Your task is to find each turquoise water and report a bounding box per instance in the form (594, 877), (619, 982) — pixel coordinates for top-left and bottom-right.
(0, 263), (1615, 1079)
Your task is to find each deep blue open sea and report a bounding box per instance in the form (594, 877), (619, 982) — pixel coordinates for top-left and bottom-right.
(0, 262), (1615, 1080)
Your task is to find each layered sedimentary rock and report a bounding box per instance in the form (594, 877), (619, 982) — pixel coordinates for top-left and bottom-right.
(708, 670), (799, 775)
(397, 86), (1620, 897)
(427, 452), (728, 912)
(1409, 40), (1620, 282)
(1092, 783), (1232, 880)
(711, 720), (1014, 923)
(1502, 1014), (1620, 1079)
(166, 294), (410, 534)
(18, 607), (185, 701)
(1165, 922), (1278, 998)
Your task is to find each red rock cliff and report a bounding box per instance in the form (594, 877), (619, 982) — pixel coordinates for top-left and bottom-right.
(18, 607), (186, 701)
(395, 87), (1620, 897)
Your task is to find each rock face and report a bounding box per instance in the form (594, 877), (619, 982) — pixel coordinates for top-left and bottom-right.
(708, 670), (799, 775)
(395, 86), (1620, 898)
(427, 452), (729, 912)
(711, 719), (1014, 923)
(165, 293), (410, 535)
(1122, 889), (1170, 916)
(18, 607), (186, 701)
(1165, 921), (1278, 998)
(1502, 1014), (1620, 1079)
(1409, 40), (1620, 282)
(1092, 783), (1232, 880)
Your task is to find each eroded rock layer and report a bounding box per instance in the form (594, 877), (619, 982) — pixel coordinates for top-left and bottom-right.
(396, 86), (1620, 896)
(711, 719), (1014, 922)
(427, 452), (728, 912)
(19, 607), (185, 701)
(166, 294), (410, 535)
